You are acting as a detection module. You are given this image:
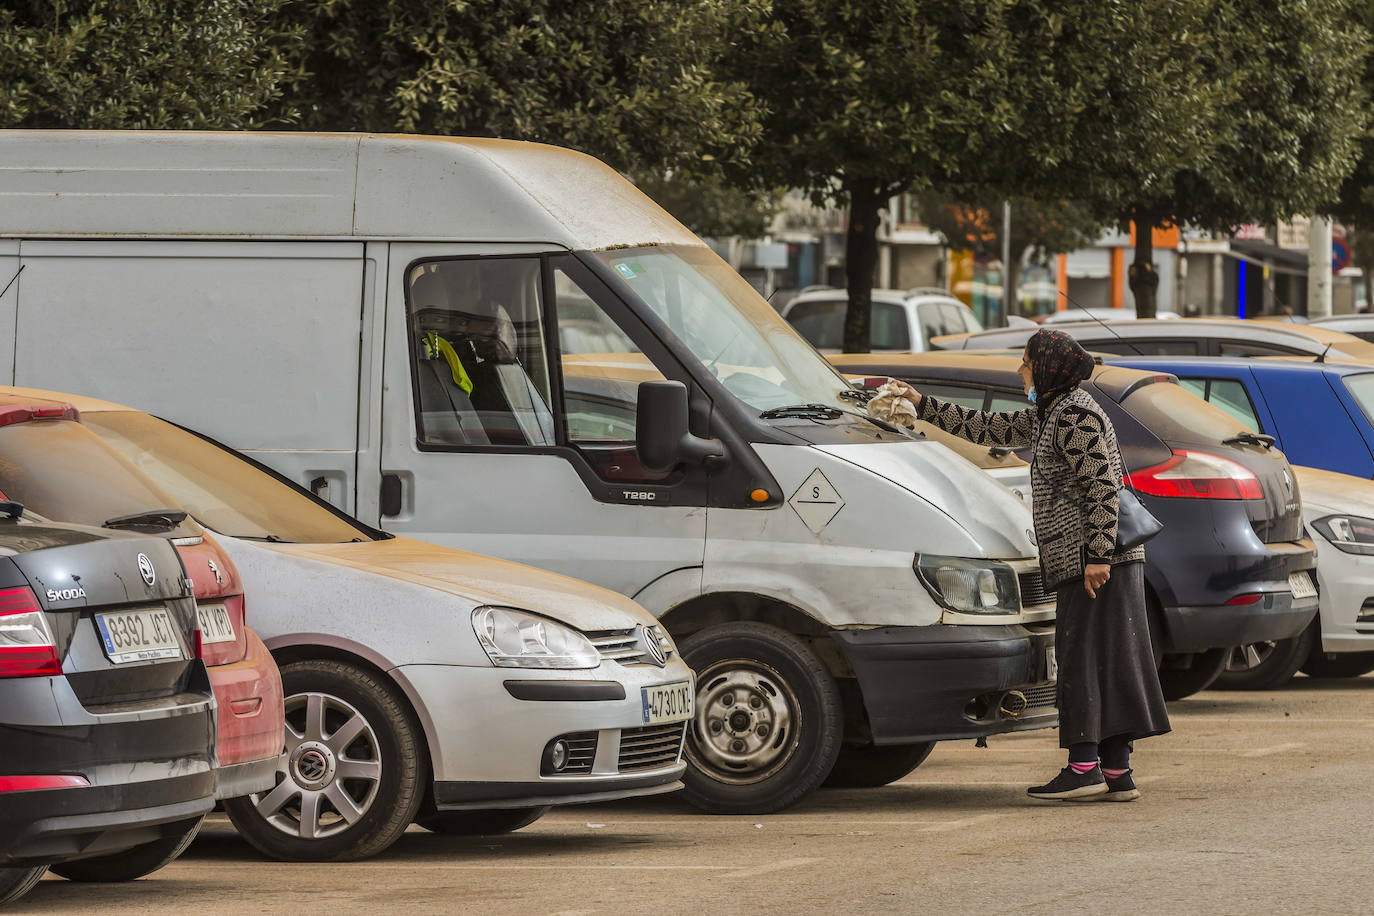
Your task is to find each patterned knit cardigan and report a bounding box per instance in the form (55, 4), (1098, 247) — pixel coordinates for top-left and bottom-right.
(917, 387), (1145, 589)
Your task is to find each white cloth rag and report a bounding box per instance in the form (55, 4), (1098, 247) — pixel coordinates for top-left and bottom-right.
(866, 381), (918, 429)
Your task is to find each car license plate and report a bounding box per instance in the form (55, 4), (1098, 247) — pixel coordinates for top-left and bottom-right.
(196, 603), (236, 645)
(1046, 647), (1058, 682)
(641, 681), (693, 724)
(1289, 571), (1317, 599)
(95, 608), (183, 664)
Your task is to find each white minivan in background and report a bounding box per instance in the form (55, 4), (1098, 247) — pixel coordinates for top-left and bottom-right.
(0, 131), (1055, 814)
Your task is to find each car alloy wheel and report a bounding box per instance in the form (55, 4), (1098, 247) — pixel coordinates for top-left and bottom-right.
(253, 691), (383, 840)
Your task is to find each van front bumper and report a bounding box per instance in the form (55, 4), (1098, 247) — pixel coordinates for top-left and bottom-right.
(830, 624), (1057, 745)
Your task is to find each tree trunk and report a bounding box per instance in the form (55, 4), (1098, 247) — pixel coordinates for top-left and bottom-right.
(843, 183), (882, 353)
(1005, 250), (1024, 321)
(1129, 210), (1160, 319)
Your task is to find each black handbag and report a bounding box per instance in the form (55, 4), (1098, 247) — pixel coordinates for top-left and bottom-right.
(1030, 414), (1162, 552)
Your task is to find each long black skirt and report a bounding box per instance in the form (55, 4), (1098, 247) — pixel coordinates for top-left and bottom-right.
(1054, 561), (1171, 748)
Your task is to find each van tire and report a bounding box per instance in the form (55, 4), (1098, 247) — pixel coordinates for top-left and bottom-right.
(0, 867), (45, 905)
(1300, 649), (1374, 679)
(50, 816), (203, 882)
(823, 742), (935, 788)
(1157, 648), (1228, 700)
(224, 660), (426, 861)
(1215, 625), (1316, 691)
(416, 807), (549, 835)
(677, 622), (842, 815)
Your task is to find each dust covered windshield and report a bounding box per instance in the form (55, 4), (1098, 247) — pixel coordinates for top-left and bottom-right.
(593, 246), (857, 413)
(82, 411), (373, 544)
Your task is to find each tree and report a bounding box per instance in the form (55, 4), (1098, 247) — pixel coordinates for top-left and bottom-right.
(0, 0), (300, 129)
(729, 1), (1152, 352)
(1047, 0), (1368, 317)
(917, 190), (1103, 317)
(633, 173), (783, 240)
(270, 0), (767, 179)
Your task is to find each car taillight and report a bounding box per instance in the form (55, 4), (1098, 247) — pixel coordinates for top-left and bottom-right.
(0, 586), (61, 678)
(1131, 449), (1263, 500)
(1225, 593), (1264, 606)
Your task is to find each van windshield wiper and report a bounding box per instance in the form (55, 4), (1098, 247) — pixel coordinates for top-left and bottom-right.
(102, 509), (188, 531)
(758, 404), (844, 420)
(836, 388), (872, 405)
(1222, 432), (1276, 449)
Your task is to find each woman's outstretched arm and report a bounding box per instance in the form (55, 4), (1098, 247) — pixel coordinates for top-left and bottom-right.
(892, 381), (1035, 447)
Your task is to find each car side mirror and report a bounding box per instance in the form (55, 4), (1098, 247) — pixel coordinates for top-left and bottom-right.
(636, 381), (726, 473)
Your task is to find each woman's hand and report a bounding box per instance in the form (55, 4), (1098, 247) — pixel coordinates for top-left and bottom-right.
(890, 379), (922, 410)
(1084, 563), (1111, 598)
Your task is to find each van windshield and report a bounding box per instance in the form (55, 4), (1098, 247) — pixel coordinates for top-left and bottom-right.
(81, 411), (374, 545)
(594, 246), (856, 413)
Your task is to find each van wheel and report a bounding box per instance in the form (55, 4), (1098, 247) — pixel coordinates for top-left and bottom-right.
(677, 622), (842, 814)
(1301, 650), (1374, 679)
(50, 815), (203, 882)
(823, 742), (935, 788)
(1157, 648), (1228, 700)
(0, 867), (45, 904)
(1215, 625), (1316, 691)
(417, 807), (549, 835)
(224, 660), (426, 861)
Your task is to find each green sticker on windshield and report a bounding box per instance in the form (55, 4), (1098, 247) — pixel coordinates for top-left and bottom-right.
(615, 263), (638, 279)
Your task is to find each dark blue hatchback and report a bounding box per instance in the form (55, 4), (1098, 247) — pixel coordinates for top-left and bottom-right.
(1105, 357), (1374, 479)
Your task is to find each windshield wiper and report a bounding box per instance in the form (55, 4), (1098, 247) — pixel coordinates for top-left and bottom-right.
(0, 500), (23, 520)
(1222, 432), (1276, 449)
(238, 534), (296, 543)
(103, 509), (188, 531)
(758, 404), (844, 420)
(837, 388), (872, 405)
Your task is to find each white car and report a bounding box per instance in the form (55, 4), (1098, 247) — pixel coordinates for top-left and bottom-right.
(1041, 307), (1180, 324)
(18, 387), (694, 862)
(781, 287), (982, 353)
(1222, 466), (1374, 686)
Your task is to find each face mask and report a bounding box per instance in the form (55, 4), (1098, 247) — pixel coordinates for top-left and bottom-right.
(1027, 386), (1038, 404)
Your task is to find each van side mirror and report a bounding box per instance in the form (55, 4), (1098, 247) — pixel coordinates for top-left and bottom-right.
(636, 381), (726, 473)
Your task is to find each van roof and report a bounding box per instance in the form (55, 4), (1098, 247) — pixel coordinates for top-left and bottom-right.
(0, 131), (701, 251)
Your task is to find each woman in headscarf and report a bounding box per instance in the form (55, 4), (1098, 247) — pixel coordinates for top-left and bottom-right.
(891, 329), (1169, 802)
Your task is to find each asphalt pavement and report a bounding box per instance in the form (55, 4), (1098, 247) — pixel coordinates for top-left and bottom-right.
(15, 674), (1374, 915)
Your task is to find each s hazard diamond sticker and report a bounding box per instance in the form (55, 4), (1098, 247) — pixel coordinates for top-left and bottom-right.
(789, 469), (845, 534)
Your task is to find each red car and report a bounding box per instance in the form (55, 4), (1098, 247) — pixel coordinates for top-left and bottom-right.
(0, 395), (283, 810)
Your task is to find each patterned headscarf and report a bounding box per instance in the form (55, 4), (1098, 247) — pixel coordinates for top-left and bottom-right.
(1025, 329), (1094, 415)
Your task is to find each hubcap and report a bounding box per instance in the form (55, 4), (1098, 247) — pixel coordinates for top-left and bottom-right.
(250, 692), (383, 840)
(1227, 641), (1275, 673)
(686, 660), (799, 785)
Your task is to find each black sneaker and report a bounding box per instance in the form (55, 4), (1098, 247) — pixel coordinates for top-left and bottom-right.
(1101, 769), (1141, 802)
(1027, 765), (1108, 800)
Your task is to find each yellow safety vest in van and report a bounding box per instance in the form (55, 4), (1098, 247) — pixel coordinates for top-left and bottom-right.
(422, 332), (474, 396)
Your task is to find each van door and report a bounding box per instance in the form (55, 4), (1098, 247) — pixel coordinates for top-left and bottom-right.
(377, 244), (707, 598)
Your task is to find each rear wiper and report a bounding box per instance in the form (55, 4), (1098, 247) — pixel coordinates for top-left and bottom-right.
(239, 534), (295, 543)
(103, 509), (188, 531)
(1222, 432), (1276, 449)
(989, 447), (1013, 459)
(759, 404), (844, 420)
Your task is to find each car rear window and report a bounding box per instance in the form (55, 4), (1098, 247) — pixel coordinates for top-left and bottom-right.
(1341, 372), (1374, 427)
(787, 300), (909, 350)
(0, 418), (199, 536)
(1117, 379), (1254, 445)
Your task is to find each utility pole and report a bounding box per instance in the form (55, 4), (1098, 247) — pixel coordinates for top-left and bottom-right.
(1308, 216), (1333, 318)
(1001, 201), (1012, 326)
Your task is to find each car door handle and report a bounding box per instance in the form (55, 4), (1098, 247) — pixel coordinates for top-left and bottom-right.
(381, 473), (404, 517)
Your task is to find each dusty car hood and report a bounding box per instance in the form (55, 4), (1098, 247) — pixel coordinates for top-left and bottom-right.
(1293, 466), (1374, 518)
(262, 535), (655, 631)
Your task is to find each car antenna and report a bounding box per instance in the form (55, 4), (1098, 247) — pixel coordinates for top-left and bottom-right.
(1055, 288), (1148, 357)
(0, 264), (22, 302)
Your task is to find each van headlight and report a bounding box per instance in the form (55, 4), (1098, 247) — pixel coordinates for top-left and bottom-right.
(1313, 515), (1374, 555)
(471, 607), (601, 669)
(915, 555), (1020, 615)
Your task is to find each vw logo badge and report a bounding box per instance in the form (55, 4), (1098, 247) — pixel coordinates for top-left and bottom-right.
(137, 553), (156, 587)
(642, 626), (667, 667)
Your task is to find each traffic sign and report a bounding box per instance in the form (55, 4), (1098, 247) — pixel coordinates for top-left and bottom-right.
(1333, 235), (1351, 272)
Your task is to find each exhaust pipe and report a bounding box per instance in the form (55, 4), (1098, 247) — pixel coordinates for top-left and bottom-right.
(998, 690), (1028, 718)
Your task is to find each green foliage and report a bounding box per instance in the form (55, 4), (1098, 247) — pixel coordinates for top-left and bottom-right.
(0, 0), (300, 129)
(633, 172), (783, 240)
(917, 190), (1102, 265)
(274, 0), (767, 178)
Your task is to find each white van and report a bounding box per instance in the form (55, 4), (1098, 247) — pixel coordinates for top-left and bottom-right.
(0, 131), (1054, 813)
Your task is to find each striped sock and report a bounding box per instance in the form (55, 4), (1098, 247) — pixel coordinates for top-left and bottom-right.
(1101, 767), (1129, 779)
(1068, 761), (1098, 775)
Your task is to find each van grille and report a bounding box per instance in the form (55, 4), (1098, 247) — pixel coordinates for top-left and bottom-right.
(1018, 571), (1054, 608)
(1022, 684), (1057, 710)
(617, 723), (686, 773)
(543, 731), (597, 776)
(587, 627), (675, 666)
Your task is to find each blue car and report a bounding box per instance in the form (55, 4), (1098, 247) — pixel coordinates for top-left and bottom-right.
(1104, 357), (1374, 482)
